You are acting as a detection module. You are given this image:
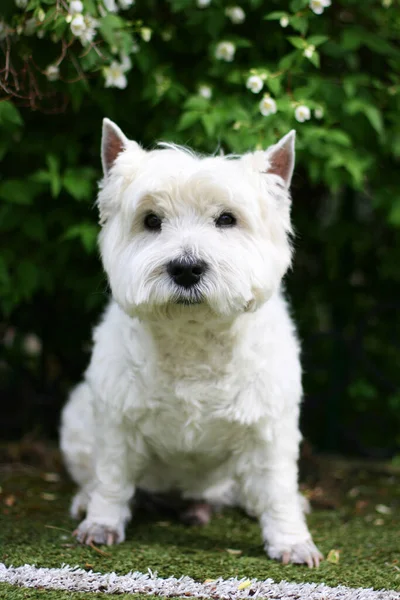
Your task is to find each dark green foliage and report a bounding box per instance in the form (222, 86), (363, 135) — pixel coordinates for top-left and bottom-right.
(0, 0), (399, 453)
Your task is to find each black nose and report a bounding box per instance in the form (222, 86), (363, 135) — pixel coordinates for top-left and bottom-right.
(167, 259), (206, 288)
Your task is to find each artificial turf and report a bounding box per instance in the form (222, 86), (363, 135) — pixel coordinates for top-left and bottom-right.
(0, 457), (399, 599)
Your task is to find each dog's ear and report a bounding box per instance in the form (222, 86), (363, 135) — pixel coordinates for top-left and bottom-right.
(265, 130), (296, 189)
(101, 118), (129, 176)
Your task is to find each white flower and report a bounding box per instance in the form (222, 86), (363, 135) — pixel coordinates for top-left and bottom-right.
(70, 14), (86, 37)
(259, 96), (277, 117)
(197, 0), (211, 7)
(69, 0), (83, 15)
(246, 74), (264, 94)
(309, 0), (331, 15)
(141, 27), (152, 42)
(120, 53), (132, 72)
(382, 0), (392, 6)
(295, 105), (311, 122)
(70, 14), (98, 44)
(303, 44), (315, 58)
(280, 15), (289, 27)
(0, 21), (9, 41)
(131, 40), (140, 53)
(44, 64), (60, 81)
(104, 61), (128, 89)
(38, 8), (45, 21)
(119, 0), (134, 8)
(80, 15), (98, 44)
(23, 334), (42, 356)
(24, 17), (36, 35)
(314, 107), (324, 119)
(215, 41), (236, 62)
(103, 0), (118, 12)
(225, 6), (245, 24)
(161, 29), (173, 41)
(198, 84), (212, 99)
(37, 29), (45, 38)
(15, 0), (28, 9)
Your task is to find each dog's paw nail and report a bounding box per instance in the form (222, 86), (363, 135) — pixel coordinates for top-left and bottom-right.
(74, 520), (123, 546)
(269, 540), (323, 567)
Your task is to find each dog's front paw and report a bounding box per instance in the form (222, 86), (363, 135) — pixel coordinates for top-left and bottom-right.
(267, 539), (323, 568)
(73, 519), (125, 546)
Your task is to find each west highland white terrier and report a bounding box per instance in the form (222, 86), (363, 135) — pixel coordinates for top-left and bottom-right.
(60, 119), (323, 567)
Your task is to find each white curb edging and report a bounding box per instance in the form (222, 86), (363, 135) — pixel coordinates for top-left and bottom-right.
(1, 563), (400, 599)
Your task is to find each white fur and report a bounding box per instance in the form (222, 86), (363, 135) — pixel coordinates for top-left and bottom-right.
(60, 121), (322, 566)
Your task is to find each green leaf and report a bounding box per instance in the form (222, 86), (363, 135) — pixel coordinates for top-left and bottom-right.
(388, 202), (400, 227)
(290, 16), (308, 35)
(278, 50), (299, 70)
(63, 168), (96, 202)
(63, 223), (98, 253)
(178, 111), (202, 131)
(46, 154), (61, 198)
(0, 101), (23, 129)
(16, 261), (39, 299)
(184, 96), (210, 111)
(308, 50), (320, 68)
(287, 36), (306, 50)
(363, 105), (384, 136)
(263, 11), (287, 20)
(266, 76), (282, 96)
(201, 113), (217, 137)
(345, 100), (384, 136)
(99, 14), (127, 48)
(307, 35), (329, 47)
(0, 180), (35, 205)
(290, 0), (308, 10)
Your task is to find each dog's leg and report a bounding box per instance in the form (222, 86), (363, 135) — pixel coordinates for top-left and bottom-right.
(73, 423), (144, 546)
(236, 420), (323, 567)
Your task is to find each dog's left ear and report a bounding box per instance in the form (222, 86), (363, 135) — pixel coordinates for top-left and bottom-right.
(265, 130), (296, 189)
(101, 118), (129, 176)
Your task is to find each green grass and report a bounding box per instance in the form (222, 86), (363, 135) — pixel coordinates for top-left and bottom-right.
(0, 462), (399, 599)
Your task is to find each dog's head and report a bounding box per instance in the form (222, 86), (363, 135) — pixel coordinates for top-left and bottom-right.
(97, 119), (295, 320)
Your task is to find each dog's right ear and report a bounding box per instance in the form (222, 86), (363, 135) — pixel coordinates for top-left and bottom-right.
(101, 118), (129, 176)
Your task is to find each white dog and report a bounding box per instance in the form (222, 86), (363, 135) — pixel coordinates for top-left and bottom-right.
(60, 119), (323, 567)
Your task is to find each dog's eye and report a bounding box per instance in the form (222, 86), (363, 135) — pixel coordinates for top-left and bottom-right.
(144, 213), (162, 231)
(215, 212), (236, 228)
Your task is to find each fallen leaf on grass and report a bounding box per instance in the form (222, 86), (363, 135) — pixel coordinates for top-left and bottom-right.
(226, 548), (242, 555)
(374, 518), (384, 526)
(43, 472), (60, 483)
(238, 580), (252, 590)
(41, 492), (56, 501)
(203, 579), (215, 584)
(4, 495), (16, 507)
(156, 521), (171, 527)
(376, 504), (392, 515)
(327, 549), (341, 564)
(355, 500), (369, 513)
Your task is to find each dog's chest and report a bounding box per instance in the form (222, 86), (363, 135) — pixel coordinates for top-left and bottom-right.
(145, 370), (244, 452)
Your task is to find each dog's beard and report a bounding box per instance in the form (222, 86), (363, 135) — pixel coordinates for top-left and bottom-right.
(172, 286), (204, 306)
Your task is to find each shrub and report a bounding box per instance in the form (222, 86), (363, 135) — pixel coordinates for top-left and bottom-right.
(1, 0), (400, 454)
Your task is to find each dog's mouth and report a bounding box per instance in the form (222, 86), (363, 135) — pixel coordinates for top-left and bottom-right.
(173, 288), (204, 306)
